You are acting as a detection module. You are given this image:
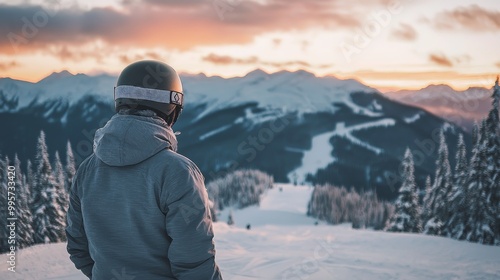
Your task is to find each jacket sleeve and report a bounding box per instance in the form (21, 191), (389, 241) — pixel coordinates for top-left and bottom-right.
(164, 161), (222, 280)
(66, 175), (94, 279)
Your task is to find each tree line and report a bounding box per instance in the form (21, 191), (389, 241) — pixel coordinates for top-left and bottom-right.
(307, 184), (395, 230)
(0, 131), (75, 253)
(387, 79), (500, 246)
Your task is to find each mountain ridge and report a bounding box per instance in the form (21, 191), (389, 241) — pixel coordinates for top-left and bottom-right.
(0, 70), (470, 200)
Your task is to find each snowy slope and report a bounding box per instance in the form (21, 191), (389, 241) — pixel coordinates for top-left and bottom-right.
(0, 70), (375, 117)
(0, 71), (116, 110)
(2, 184), (499, 280)
(383, 85), (492, 131)
(287, 118), (396, 184)
(182, 70), (377, 121)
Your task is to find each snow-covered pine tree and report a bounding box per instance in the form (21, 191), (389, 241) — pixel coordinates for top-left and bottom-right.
(421, 175), (432, 225)
(65, 141), (76, 193)
(53, 151), (69, 241)
(0, 155), (9, 253)
(386, 148), (421, 233)
(26, 159), (34, 191)
(488, 77), (500, 244)
(465, 121), (495, 244)
(422, 175), (432, 213)
(14, 155), (34, 249)
(423, 130), (452, 236)
(32, 131), (66, 244)
(446, 134), (468, 239)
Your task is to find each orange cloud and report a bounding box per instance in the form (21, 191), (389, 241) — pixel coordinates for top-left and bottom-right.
(0, 60), (18, 71)
(0, 1), (367, 55)
(341, 69), (498, 90)
(429, 54), (453, 67)
(391, 23), (417, 41)
(119, 52), (164, 64)
(431, 4), (500, 32)
(203, 54), (258, 65)
(202, 53), (331, 69)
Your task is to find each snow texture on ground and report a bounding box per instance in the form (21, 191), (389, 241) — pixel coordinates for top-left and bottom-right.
(2, 184), (499, 280)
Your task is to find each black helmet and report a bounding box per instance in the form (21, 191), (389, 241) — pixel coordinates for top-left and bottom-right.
(114, 60), (184, 126)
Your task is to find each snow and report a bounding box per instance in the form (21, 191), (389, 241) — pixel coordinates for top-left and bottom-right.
(287, 131), (337, 185)
(182, 70), (376, 120)
(404, 112), (422, 123)
(217, 184), (315, 227)
(384, 85), (491, 103)
(233, 107), (287, 127)
(2, 184), (500, 280)
(0, 73), (115, 112)
(334, 119), (395, 154)
(342, 97), (383, 117)
(288, 119), (396, 183)
(199, 125), (232, 141)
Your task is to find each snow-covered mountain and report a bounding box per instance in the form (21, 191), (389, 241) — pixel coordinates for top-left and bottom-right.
(383, 85), (493, 132)
(2, 184), (499, 280)
(0, 70), (469, 200)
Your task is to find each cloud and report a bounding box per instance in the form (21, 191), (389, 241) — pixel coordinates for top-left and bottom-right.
(119, 51), (164, 64)
(0, 0), (372, 55)
(430, 4), (500, 32)
(346, 69), (498, 89)
(453, 54), (471, 64)
(496, 62), (500, 69)
(202, 54), (258, 65)
(47, 45), (109, 62)
(202, 53), (330, 69)
(391, 23), (417, 41)
(0, 60), (18, 71)
(429, 54), (453, 67)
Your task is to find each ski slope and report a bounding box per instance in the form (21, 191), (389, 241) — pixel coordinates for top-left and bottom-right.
(287, 118), (396, 184)
(2, 184), (500, 280)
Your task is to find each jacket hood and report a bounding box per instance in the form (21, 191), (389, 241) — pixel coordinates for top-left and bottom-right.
(93, 114), (178, 166)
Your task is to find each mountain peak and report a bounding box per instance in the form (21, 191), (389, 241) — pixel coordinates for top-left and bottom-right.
(271, 69), (315, 78)
(245, 69), (269, 78)
(39, 70), (75, 83)
(422, 84), (454, 91)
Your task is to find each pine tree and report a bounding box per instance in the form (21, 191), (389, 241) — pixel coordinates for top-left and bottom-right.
(446, 134), (468, 239)
(53, 151), (69, 241)
(465, 121), (495, 244)
(422, 175), (432, 213)
(386, 148), (421, 233)
(14, 155), (34, 249)
(26, 159), (34, 191)
(32, 131), (65, 244)
(423, 130), (452, 235)
(488, 77), (500, 244)
(65, 141), (76, 193)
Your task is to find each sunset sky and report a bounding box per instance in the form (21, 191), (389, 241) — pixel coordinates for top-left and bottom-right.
(0, 0), (499, 91)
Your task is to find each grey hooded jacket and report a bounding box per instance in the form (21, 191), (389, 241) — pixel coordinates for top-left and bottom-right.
(66, 113), (222, 279)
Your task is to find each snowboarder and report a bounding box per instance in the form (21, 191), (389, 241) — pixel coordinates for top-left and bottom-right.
(66, 60), (222, 279)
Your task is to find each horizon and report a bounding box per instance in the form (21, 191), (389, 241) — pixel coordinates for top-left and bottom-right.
(0, 0), (499, 91)
(1, 68), (497, 94)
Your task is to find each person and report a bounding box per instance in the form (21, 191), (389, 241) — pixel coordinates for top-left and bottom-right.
(66, 60), (222, 279)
